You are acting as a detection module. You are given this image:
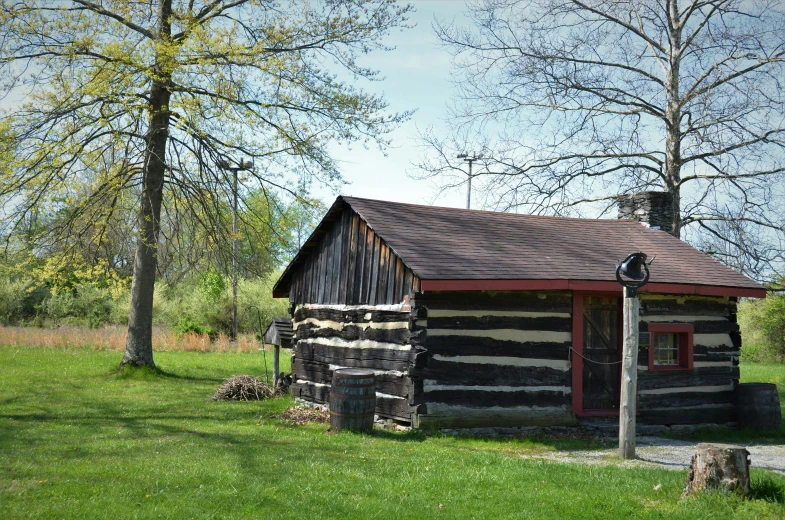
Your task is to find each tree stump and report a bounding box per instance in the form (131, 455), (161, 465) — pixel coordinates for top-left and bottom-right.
(682, 443), (750, 498)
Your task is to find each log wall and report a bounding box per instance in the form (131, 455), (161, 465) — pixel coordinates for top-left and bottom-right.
(289, 303), (418, 422)
(290, 291), (742, 429)
(637, 294), (740, 425)
(410, 291), (577, 429)
(284, 204), (419, 306)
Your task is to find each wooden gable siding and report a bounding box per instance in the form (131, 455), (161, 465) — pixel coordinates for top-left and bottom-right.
(636, 294), (740, 426)
(288, 206), (420, 306)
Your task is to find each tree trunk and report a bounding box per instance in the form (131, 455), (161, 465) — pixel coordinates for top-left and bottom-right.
(664, 0), (682, 239)
(682, 443), (751, 498)
(121, 0), (173, 368)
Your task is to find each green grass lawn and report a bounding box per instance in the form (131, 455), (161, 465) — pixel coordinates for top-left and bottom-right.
(1, 346), (783, 519)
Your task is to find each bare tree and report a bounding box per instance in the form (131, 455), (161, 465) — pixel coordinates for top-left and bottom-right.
(1, 0), (412, 367)
(415, 0), (785, 280)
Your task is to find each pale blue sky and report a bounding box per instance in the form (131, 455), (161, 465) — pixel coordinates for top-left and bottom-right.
(0, 1), (471, 210)
(321, 0), (470, 208)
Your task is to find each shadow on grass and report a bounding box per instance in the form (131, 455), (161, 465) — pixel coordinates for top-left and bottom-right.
(665, 424), (785, 446)
(751, 474), (785, 504)
(367, 429), (427, 443)
(418, 430), (611, 452)
(106, 364), (225, 384)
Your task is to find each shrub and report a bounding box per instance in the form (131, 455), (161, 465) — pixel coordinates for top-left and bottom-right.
(153, 280), (231, 334)
(174, 316), (213, 337)
(760, 294), (785, 361)
(237, 272), (289, 334)
(0, 277), (29, 325)
(739, 295), (785, 362)
(41, 283), (115, 328)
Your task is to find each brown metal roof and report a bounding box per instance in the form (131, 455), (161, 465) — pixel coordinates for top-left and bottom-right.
(339, 196), (763, 292)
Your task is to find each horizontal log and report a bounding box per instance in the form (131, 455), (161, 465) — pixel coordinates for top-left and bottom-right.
(416, 291), (572, 313)
(417, 403), (577, 428)
(638, 404), (736, 425)
(637, 366), (739, 391)
(376, 395), (415, 421)
(427, 315), (572, 332)
(296, 323), (410, 345)
(636, 348), (739, 365)
(638, 320), (737, 334)
(295, 342), (414, 372)
(419, 388), (570, 408)
(411, 358), (570, 387)
(409, 329), (426, 347)
(640, 299), (732, 317)
(292, 380), (330, 403)
(294, 306), (409, 324)
(424, 335), (570, 359)
(639, 390), (736, 410)
(291, 380), (414, 421)
(428, 329), (570, 343)
(411, 306), (427, 320)
(291, 359), (412, 398)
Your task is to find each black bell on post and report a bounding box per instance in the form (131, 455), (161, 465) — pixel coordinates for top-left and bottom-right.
(615, 252), (654, 296)
(619, 253), (647, 280)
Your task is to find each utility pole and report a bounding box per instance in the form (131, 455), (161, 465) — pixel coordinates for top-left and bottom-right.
(457, 153), (482, 209)
(615, 252), (652, 459)
(218, 157), (252, 342)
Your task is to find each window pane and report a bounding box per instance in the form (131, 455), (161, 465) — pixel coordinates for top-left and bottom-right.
(653, 333), (679, 366)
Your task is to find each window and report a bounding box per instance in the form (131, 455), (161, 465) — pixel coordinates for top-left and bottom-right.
(648, 323), (694, 371)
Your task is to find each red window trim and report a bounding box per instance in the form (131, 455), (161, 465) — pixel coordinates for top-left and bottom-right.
(647, 323), (694, 371)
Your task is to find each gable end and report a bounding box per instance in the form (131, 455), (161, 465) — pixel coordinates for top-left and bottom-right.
(275, 200), (420, 306)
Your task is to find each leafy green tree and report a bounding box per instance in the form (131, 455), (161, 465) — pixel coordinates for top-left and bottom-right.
(1, 0), (412, 367)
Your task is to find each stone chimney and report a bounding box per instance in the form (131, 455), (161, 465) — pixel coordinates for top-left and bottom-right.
(617, 191), (675, 236)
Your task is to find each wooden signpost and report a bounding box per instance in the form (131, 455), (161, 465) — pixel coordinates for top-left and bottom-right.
(615, 252), (652, 460)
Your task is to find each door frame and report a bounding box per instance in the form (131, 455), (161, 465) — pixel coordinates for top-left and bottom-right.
(571, 291), (624, 417)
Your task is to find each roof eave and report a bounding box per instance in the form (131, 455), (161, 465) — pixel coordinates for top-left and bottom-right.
(419, 279), (766, 298)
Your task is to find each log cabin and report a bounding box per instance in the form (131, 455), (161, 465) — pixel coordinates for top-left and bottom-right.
(272, 192), (766, 429)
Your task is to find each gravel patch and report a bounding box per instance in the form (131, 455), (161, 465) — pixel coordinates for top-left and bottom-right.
(527, 436), (785, 474)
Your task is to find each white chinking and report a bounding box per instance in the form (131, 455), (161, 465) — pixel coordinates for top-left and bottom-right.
(432, 354), (570, 370)
(423, 380), (570, 393)
(426, 309), (571, 319)
(638, 384), (734, 395)
(427, 329), (570, 343)
(297, 337), (412, 351)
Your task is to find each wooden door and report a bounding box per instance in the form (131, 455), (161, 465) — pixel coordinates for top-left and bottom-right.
(581, 296), (621, 412)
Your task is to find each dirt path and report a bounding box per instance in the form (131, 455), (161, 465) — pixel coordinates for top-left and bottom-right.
(530, 437), (785, 475)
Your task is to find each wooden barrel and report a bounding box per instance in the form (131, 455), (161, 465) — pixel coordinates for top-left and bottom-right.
(735, 383), (782, 430)
(329, 368), (376, 432)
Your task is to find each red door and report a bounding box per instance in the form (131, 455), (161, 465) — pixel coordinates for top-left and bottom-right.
(572, 294), (622, 416)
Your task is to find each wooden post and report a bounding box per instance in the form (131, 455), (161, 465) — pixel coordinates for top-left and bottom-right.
(619, 293), (639, 459)
(273, 345), (280, 387)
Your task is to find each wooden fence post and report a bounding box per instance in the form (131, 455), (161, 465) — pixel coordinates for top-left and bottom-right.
(619, 293), (639, 459)
(273, 345), (280, 387)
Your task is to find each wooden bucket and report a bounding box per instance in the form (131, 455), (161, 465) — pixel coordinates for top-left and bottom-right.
(735, 383), (782, 430)
(329, 368), (376, 432)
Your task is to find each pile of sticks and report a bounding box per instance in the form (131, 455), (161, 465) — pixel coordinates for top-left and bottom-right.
(212, 375), (279, 401)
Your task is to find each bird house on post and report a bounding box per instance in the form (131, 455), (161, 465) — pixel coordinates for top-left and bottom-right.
(615, 252), (653, 459)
